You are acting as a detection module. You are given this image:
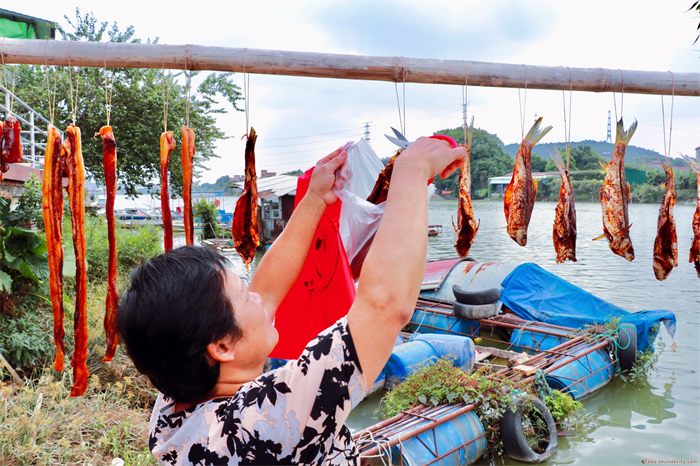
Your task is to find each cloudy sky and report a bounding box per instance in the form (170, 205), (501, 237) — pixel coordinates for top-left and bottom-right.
(7, 1), (700, 183)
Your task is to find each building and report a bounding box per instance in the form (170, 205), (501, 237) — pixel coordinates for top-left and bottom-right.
(489, 172), (559, 194)
(256, 175), (299, 244)
(260, 170), (277, 179)
(645, 161), (689, 172)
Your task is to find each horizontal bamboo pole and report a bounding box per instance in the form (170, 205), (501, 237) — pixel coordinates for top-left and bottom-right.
(1, 38), (698, 96)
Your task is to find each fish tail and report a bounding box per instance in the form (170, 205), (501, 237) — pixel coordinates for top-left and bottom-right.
(599, 160), (609, 171)
(550, 147), (566, 175)
(681, 153), (700, 175)
(616, 118), (638, 145)
(525, 117), (553, 145)
(467, 116), (475, 148)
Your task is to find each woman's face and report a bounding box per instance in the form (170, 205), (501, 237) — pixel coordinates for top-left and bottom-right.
(224, 269), (279, 366)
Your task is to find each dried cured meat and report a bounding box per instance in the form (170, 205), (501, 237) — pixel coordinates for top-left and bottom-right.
(652, 159), (678, 280)
(63, 124), (89, 397)
(551, 148), (577, 263)
(99, 126), (120, 362)
(366, 149), (402, 205)
(504, 117), (552, 246)
(453, 119), (479, 258)
(181, 126), (196, 245)
(160, 131), (176, 252)
(598, 119), (637, 261)
(0, 116), (23, 179)
(232, 127), (259, 267)
(41, 125), (66, 372)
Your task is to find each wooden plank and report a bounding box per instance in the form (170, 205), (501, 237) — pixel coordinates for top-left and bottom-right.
(1, 38), (697, 96)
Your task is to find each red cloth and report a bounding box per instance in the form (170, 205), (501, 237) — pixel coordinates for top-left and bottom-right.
(269, 167), (356, 359)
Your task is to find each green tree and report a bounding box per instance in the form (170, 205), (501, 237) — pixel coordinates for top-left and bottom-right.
(198, 175), (239, 193)
(531, 153), (547, 172)
(13, 9), (242, 197)
(194, 199), (222, 239)
(433, 127), (514, 191)
(281, 169), (304, 177)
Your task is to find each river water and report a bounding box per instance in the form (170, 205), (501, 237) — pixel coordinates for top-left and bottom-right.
(122, 194), (700, 465)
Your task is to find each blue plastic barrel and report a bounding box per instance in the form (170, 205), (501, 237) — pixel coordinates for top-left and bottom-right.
(410, 309), (481, 338)
(509, 330), (614, 400)
(509, 326), (569, 355)
(384, 340), (438, 389)
(391, 409), (487, 466)
(411, 333), (475, 371)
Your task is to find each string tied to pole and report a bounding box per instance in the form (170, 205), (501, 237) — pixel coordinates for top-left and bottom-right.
(394, 56), (406, 137)
(161, 45), (171, 133)
(1, 38), (17, 116)
(613, 69), (625, 123)
(103, 42), (115, 126)
(463, 61), (469, 144)
(661, 71), (675, 160)
(562, 66), (573, 170)
(242, 47), (250, 138)
(67, 41), (81, 126)
(518, 64), (528, 140)
(44, 41), (58, 125)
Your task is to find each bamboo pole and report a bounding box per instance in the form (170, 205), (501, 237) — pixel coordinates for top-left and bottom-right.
(1, 38), (698, 96)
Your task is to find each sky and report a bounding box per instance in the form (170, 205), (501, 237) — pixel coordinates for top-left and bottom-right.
(6, 1), (700, 184)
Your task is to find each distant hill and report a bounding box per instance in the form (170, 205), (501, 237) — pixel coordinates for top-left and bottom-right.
(502, 140), (681, 166)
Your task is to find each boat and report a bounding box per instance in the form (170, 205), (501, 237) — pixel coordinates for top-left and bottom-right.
(428, 224), (442, 236)
(201, 238), (237, 253)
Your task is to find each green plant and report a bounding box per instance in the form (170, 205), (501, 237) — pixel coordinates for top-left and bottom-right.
(194, 198), (222, 239)
(11, 174), (45, 231)
(622, 341), (664, 385)
(0, 307), (54, 373)
(83, 217), (162, 282)
(545, 390), (584, 424)
(0, 194), (50, 295)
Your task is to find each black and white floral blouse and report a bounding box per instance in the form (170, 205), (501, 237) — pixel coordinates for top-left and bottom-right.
(148, 317), (368, 465)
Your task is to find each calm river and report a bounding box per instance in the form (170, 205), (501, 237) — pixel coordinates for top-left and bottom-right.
(126, 194), (700, 465)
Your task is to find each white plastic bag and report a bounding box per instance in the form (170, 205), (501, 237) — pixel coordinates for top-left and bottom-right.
(334, 139), (386, 278)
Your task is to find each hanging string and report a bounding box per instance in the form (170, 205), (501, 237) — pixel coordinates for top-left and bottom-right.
(103, 42), (115, 126)
(44, 42), (58, 125)
(562, 67), (573, 170)
(613, 69), (625, 123)
(0, 38), (15, 116)
(184, 48), (191, 127)
(463, 61), (469, 144)
(518, 64), (528, 139)
(661, 71), (676, 161)
(242, 47), (250, 137)
(67, 42), (80, 126)
(393, 57), (406, 136)
(161, 45), (171, 133)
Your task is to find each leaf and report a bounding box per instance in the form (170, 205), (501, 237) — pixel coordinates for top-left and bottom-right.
(19, 261), (42, 285)
(23, 255), (49, 281)
(0, 270), (12, 291)
(430, 396), (440, 406)
(4, 228), (42, 255)
(417, 394), (427, 404)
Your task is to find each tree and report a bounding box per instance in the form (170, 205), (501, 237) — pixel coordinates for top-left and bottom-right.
(691, 1), (700, 44)
(433, 127), (514, 191)
(531, 153), (547, 172)
(13, 9), (242, 197)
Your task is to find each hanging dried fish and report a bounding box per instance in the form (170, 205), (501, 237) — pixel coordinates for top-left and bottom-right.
(0, 115), (23, 179)
(652, 159), (678, 280)
(551, 147), (577, 263)
(232, 127), (260, 267)
(682, 155), (700, 278)
(453, 118), (479, 258)
(504, 117), (552, 246)
(597, 119), (637, 261)
(41, 125), (66, 372)
(63, 124), (89, 397)
(99, 125), (120, 362)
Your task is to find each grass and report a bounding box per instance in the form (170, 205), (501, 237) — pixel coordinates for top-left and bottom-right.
(1, 273), (157, 465)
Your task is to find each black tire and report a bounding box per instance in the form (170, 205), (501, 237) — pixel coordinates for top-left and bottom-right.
(452, 285), (501, 305)
(499, 396), (558, 464)
(617, 324), (637, 373)
(453, 301), (502, 319)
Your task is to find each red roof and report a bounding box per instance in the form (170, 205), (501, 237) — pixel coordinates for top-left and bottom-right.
(2, 164), (42, 183)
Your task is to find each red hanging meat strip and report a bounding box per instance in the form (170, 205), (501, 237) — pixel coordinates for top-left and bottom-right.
(99, 125), (120, 362)
(64, 124), (89, 397)
(41, 125), (66, 372)
(181, 126), (196, 245)
(232, 127), (259, 267)
(0, 115), (23, 179)
(160, 131), (176, 252)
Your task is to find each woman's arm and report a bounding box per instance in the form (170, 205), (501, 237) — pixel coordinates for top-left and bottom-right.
(249, 148), (348, 318)
(347, 138), (466, 384)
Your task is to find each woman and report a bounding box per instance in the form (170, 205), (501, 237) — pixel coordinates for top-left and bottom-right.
(117, 138), (466, 465)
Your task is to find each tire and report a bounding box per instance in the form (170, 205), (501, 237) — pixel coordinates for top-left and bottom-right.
(452, 285), (501, 305)
(617, 324), (637, 373)
(499, 396), (558, 464)
(453, 301), (502, 319)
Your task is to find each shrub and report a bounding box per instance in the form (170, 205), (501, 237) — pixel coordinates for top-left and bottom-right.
(0, 307), (54, 373)
(194, 198), (222, 239)
(84, 217), (162, 282)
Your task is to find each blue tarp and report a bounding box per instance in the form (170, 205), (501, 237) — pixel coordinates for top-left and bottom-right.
(500, 263), (676, 353)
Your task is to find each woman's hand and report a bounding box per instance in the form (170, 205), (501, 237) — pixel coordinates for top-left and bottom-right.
(397, 137), (467, 181)
(307, 147), (349, 206)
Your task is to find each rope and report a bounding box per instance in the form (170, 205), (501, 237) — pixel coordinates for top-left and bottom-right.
(103, 42), (115, 126)
(518, 64), (528, 139)
(354, 430), (393, 466)
(162, 45), (171, 132)
(534, 369), (553, 401)
(0, 38), (16, 115)
(44, 42), (58, 125)
(661, 71), (675, 160)
(243, 48), (250, 136)
(185, 47), (191, 127)
(562, 66), (573, 170)
(463, 61), (468, 144)
(67, 42), (80, 126)
(613, 69), (625, 123)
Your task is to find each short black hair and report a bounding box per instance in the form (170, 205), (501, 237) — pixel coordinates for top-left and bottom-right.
(117, 245), (243, 403)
